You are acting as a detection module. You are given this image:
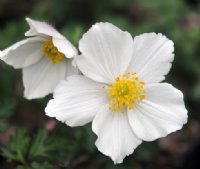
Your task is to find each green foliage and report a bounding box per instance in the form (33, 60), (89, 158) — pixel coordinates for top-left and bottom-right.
(29, 130), (48, 160)
(61, 24), (85, 47)
(1, 129), (30, 164)
(0, 128), (71, 168)
(0, 22), (26, 48)
(0, 0), (200, 168)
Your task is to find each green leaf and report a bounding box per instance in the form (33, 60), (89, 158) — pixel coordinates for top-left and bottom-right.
(1, 128), (30, 164)
(29, 129), (48, 160)
(1, 147), (18, 161)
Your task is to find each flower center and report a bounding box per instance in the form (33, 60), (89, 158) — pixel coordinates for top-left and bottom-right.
(42, 39), (64, 64)
(105, 72), (145, 112)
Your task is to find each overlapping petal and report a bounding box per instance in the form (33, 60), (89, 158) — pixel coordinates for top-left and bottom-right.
(25, 18), (77, 59)
(65, 59), (79, 77)
(0, 17), (79, 100)
(36, 22), (187, 164)
(92, 106), (142, 164)
(25, 17), (64, 38)
(52, 37), (77, 58)
(45, 75), (107, 127)
(76, 22), (134, 83)
(127, 33), (174, 83)
(0, 37), (44, 68)
(23, 57), (68, 99)
(128, 83), (188, 141)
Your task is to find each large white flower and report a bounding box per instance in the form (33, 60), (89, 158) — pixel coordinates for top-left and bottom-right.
(0, 18), (78, 99)
(45, 23), (188, 164)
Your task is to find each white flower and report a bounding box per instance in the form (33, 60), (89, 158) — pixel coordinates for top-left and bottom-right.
(0, 18), (78, 99)
(45, 23), (188, 164)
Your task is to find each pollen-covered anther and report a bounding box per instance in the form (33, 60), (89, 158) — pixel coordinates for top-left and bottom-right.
(105, 72), (145, 112)
(42, 39), (64, 64)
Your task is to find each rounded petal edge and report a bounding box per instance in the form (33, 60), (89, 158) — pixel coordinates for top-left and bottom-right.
(25, 17), (64, 38)
(0, 37), (44, 68)
(128, 83), (188, 141)
(127, 33), (174, 83)
(92, 106), (142, 164)
(45, 75), (108, 127)
(76, 22), (134, 83)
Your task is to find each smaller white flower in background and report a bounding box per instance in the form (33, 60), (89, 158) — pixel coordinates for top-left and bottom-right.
(45, 23), (188, 164)
(0, 18), (78, 99)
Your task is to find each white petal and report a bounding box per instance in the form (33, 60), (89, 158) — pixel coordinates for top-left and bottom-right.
(128, 83), (188, 141)
(65, 59), (79, 77)
(22, 57), (67, 99)
(76, 22), (134, 83)
(127, 33), (174, 83)
(52, 37), (77, 58)
(45, 75), (107, 126)
(25, 17), (64, 38)
(0, 37), (44, 68)
(92, 106), (142, 164)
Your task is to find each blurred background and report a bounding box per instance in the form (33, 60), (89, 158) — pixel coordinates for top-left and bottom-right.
(0, 0), (200, 168)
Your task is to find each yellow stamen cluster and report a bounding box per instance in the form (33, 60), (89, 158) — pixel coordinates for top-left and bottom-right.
(42, 39), (64, 64)
(105, 72), (145, 112)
